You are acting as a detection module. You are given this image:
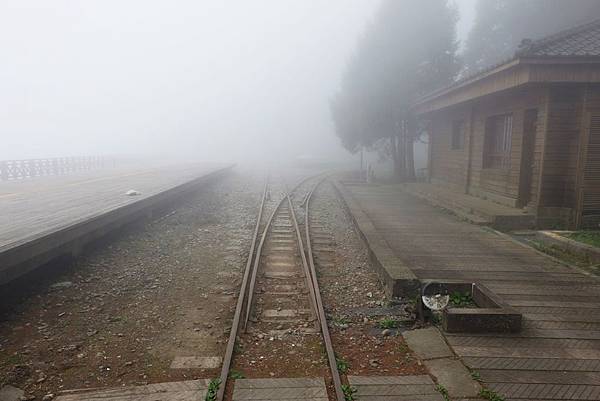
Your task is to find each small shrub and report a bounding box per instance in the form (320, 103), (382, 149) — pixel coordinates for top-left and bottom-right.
(449, 291), (475, 307)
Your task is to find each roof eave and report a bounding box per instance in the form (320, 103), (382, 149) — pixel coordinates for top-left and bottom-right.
(412, 55), (600, 115)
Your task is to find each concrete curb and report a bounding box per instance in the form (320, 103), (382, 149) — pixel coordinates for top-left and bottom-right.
(536, 230), (600, 264)
(0, 164), (234, 285)
(490, 228), (600, 280)
(331, 179), (420, 298)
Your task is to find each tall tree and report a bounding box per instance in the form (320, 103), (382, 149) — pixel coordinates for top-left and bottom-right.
(463, 0), (600, 73)
(331, 0), (459, 180)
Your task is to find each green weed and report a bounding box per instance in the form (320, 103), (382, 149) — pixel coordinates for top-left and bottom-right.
(333, 316), (350, 326)
(564, 230), (600, 248)
(470, 370), (482, 382)
(204, 378), (221, 401)
(479, 388), (505, 401)
(336, 356), (350, 374)
(341, 384), (357, 401)
(378, 317), (399, 329)
(229, 370), (244, 379)
(435, 384), (450, 401)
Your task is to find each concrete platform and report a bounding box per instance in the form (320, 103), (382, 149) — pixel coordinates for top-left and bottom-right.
(232, 377), (327, 400)
(338, 181), (600, 400)
(0, 163), (231, 284)
(402, 182), (534, 231)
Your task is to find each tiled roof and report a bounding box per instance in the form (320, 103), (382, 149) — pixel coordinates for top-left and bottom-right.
(414, 19), (600, 107)
(517, 18), (600, 57)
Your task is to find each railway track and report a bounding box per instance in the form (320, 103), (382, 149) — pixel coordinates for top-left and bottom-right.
(216, 175), (344, 401)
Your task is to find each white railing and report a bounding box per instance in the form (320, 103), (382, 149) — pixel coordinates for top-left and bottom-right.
(0, 157), (114, 181)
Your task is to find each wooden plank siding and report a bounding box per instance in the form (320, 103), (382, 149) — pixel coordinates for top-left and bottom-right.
(539, 87), (582, 210)
(429, 87), (545, 208)
(415, 55), (600, 229)
(576, 84), (600, 228)
(430, 106), (471, 190)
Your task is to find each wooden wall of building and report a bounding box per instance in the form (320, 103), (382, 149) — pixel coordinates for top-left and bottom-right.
(575, 84), (600, 228)
(429, 87), (545, 207)
(539, 87), (583, 212)
(430, 107), (471, 191)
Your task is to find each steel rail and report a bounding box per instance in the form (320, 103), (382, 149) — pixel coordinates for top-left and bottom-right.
(216, 173), (333, 401)
(303, 178), (345, 401)
(215, 179), (268, 401)
(243, 173), (324, 330)
(242, 193), (285, 331)
(286, 193), (320, 325)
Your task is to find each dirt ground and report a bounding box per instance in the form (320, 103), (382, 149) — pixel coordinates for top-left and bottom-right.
(0, 170), (426, 401)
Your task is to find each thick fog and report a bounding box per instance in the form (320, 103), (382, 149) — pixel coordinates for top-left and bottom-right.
(0, 1), (474, 164)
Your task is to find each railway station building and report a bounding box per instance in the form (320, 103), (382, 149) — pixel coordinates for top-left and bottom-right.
(412, 19), (600, 229)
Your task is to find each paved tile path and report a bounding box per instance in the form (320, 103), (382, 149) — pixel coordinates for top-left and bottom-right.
(345, 183), (600, 401)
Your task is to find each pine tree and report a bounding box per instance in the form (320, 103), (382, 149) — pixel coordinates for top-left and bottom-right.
(331, 0), (459, 179)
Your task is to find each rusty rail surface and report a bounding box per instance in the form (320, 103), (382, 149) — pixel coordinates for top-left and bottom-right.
(216, 174), (344, 401)
(303, 177), (344, 401)
(0, 156), (113, 181)
(216, 179), (269, 401)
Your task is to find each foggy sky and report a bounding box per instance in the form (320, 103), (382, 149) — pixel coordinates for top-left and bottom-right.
(0, 1), (475, 163)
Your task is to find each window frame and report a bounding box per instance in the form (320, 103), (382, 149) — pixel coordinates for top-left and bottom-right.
(483, 113), (513, 170)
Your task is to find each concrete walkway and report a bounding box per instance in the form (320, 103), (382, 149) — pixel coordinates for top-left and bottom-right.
(343, 183), (600, 401)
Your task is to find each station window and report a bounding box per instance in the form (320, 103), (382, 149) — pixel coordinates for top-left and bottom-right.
(483, 114), (513, 169)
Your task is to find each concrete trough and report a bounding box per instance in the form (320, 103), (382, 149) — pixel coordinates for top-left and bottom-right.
(422, 280), (522, 333)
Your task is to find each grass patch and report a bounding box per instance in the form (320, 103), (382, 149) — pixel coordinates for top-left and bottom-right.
(378, 317), (399, 329)
(531, 240), (587, 264)
(563, 230), (600, 248)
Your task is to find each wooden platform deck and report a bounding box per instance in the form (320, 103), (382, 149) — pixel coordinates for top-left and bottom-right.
(344, 183), (600, 401)
(0, 163), (230, 284)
